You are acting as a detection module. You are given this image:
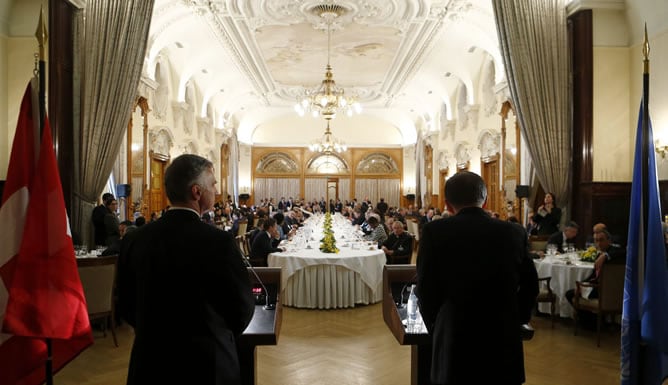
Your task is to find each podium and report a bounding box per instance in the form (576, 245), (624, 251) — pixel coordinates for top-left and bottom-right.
(382, 265), (432, 385)
(238, 267), (282, 385)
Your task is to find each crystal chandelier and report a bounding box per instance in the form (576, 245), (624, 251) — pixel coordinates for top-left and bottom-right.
(294, 4), (361, 120)
(309, 120), (347, 154)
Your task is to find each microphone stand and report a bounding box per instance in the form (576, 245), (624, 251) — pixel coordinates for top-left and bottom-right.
(242, 257), (276, 310)
(397, 274), (418, 308)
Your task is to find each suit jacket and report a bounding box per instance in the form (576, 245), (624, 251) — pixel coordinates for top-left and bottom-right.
(118, 209), (255, 385)
(416, 207), (538, 385)
(92, 204), (109, 246)
(250, 231), (282, 266)
(381, 232), (413, 262)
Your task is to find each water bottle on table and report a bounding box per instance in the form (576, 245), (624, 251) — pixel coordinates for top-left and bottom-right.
(406, 284), (418, 332)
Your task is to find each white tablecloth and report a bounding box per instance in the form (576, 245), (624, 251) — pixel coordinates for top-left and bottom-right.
(268, 246), (386, 309)
(534, 256), (594, 318)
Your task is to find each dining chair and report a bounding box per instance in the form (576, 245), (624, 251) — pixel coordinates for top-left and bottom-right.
(528, 235), (550, 253)
(235, 234), (248, 257)
(77, 255), (118, 347)
(572, 263), (625, 346)
(237, 219), (248, 237)
(536, 276), (557, 328)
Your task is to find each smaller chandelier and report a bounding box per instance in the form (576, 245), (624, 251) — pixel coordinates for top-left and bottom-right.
(294, 4), (361, 120)
(309, 121), (347, 154)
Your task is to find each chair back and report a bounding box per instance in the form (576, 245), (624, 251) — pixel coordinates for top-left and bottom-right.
(599, 263), (625, 313)
(77, 256), (117, 317)
(406, 219), (419, 242)
(529, 235), (549, 252)
(237, 219), (248, 237)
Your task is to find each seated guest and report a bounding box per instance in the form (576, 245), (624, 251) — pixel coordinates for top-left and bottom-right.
(585, 222), (622, 247)
(273, 212), (295, 241)
(248, 218), (266, 245)
(565, 229), (625, 327)
(102, 220), (135, 256)
(135, 216), (146, 227)
(363, 215), (388, 246)
(547, 221), (579, 253)
(250, 218), (284, 266)
(381, 221), (413, 264)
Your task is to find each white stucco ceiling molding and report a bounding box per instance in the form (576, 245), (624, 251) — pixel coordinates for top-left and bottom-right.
(137, 75), (159, 102)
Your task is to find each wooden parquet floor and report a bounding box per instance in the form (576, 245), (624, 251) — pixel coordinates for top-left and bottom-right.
(55, 304), (621, 385)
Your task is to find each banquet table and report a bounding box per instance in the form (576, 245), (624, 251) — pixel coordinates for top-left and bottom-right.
(534, 255), (594, 318)
(269, 243), (386, 309)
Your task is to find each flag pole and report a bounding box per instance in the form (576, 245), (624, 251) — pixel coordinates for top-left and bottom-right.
(641, 24), (650, 254)
(639, 23), (650, 385)
(36, 5), (47, 137)
(35, 6), (53, 385)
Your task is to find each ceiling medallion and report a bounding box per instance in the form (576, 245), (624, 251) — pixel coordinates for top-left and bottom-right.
(309, 120), (347, 154)
(294, 3), (361, 120)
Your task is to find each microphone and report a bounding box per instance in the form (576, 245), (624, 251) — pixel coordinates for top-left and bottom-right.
(241, 256), (276, 311)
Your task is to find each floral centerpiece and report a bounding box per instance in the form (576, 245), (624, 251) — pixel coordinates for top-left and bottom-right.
(579, 246), (598, 262)
(319, 212), (339, 253)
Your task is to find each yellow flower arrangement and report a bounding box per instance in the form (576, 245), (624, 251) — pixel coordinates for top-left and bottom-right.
(320, 212), (339, 253)
(579, 246), (598, 262)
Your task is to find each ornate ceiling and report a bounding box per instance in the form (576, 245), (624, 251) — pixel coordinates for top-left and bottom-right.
(146, 0), (501, 147)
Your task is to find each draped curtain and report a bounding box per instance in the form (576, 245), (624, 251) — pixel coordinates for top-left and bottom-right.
(71, 0), (154, 246)
(492, 0), (571, 212)
(414, 138), (424, 208)
(354, 179), (401, 209)
(304, 178), (327, 202)
(254, 178), (300, 202)
(377, 179), (401, 209)
(355, 179), (377, 204)
(338, 178), (350, 202)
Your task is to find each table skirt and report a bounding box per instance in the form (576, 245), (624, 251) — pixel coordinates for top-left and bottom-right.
(282, 264), (383, 309)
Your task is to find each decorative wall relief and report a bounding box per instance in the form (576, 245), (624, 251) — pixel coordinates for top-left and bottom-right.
(306, 153), (348, 174)
(356, 153), (399, 174)
(437, 150), (450, 171)
(149, 127), (174, 157)
(478, 130), (500, 159)
(466, 104), (480, 131)
(456, 86), (469, 131)
(455, 142), (472, 168)
(255, 152), (299, 174)
(152, 58), (170, 121)
(197, 117), (212, 141)
(171, 102), (188, 134)
(481, 57), (496, 117)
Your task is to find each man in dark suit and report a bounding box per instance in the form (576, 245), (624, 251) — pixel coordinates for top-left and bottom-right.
(416, 171), (538, 385)
(566, 229), (625, 327)
(376, 197), (388, 217)
(92, 192), (114, 246)
(118, 154), (255, 385)
(381, 220), (413, 264)
(250, 217), (284, 266)
(547, 220), (579, 253)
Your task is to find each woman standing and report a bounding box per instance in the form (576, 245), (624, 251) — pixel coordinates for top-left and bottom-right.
(533, 192), (562, 235)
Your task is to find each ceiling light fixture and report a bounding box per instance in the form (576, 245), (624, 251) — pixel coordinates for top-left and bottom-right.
(294, 4), (361, 120)
(309, 120), (347, 154)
